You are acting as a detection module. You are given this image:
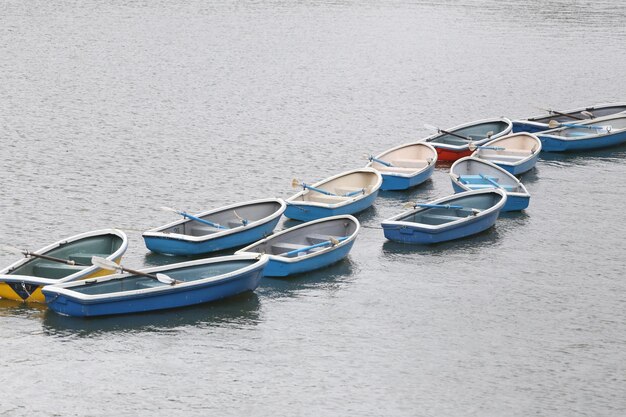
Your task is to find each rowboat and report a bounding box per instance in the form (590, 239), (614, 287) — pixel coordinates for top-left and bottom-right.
(365, 142), (437, 190)
(0, 229), (128, 303)
(470, 132), (541, 175)
(424, 117), (512, 162)
(381, 189), (506, 244)
(42, 254), (269, 317)
(236, 215), (359, 277)
(513, 103), (626, 133)
(285, 168), (382, 221)
(143, 198), (286, 256)
(449, 157), (530, 212)
(535, 113), (626, 152)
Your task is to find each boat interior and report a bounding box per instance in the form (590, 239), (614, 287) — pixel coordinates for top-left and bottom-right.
(476, 134), (537, 163)
(532, 106), (626, 123)
(7, 234), (125, 280)
(553, 116), (626, 138)
(453, 159), (522, 192)
(73, 260), (257, 295)
(371, 144), (435, 174)
(400, 193), (503, 226)
(294, 171), (379, 204)
(160, 200), (284, 237)
(243, 217), (357, 257)
(428, 121), (509, 145)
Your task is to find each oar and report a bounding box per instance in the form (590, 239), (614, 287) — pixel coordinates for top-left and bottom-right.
(282, 236), (348, 257)
(0, 244), (88, 266)
(424, 124), (471, 141)
(479, 173), (503, 189)
(403, 202), (480, 215)
(343, 188), (366, 197)
(91, 256), (179, 285)
(364, 154), (393, 167)
(541, 108), (584, 120)
(161, 206), (228, 230)
(547, 120), (611, 131)
(468, 142), (505, 152)
(291, 179), (337, 196)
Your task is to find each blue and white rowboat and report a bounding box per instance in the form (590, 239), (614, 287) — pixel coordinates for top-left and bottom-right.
(365, 142), (437, 190)
(285, 168), (382, 221)
(471, 132), (541, 175)
(42, 254), (269, 317)
(512, 102), (626, 133)
(236, 215), (359, 277)
(381, 189), (507, 244)
(450, 157), (530, 212)
(143, 198), (286, 255)
(535, 113), (626, 152)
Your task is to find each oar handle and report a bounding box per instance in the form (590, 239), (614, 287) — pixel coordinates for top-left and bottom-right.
(302, 184), (337, 196)
(479, 174), (503, 189)
(179, 211), (228, 230)
(283, 236), (348, 257)
(416, 203), (464, 210)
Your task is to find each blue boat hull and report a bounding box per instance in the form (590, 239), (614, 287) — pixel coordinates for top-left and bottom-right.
(285, 191), (379, 221)
(451, 182), (528, 212)
(263, 239), (355, 277)
(495, 153), (539, 176)
(44, 268), (265, 317)
(143, 217), (282, 255)
(537, 130), (626, 152)
(382, 209), (499, 244)
(380, 165), (435, 191)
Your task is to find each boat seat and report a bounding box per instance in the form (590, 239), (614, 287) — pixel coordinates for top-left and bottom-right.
(481, 155), (524, 162)
(68, 253), (111, 265)
(466, 183), (517, 191)
(306, 234), (339, 244)
(376, 166), (417, 173)
(188, 224), (223, 236)
(307, 194), (348, 204)
(272, 242), (306, 255)
(390, 158), (429, 168)
(459, 175), (499, 182)
(33, 262), (87, 279)
(420, 214), (461, 225)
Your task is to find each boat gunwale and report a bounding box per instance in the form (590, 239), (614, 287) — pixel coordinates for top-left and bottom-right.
(41, 254), (269, 302)
(365, 142), (438, 178)
(517, 102), (626, 124)
(0, 229), (128, 285)
(449, 157), (531, 198)
(142, 198), (287, 242)
(235, 215), (360, 264)
(381, 189), (507, 232)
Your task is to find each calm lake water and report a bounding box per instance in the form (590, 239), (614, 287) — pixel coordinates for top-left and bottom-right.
(1, 1), (625, 416)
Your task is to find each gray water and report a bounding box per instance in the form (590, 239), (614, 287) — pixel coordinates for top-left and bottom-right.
(1, 1), (626, 416)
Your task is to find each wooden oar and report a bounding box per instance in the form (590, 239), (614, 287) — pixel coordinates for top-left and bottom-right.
(282, 236), (348, 257)
(91, 256), (179, 285)
(0, 245), (88, 266)
(547, 120), (611, 131)
(542, 108), (584, 120)
(291, 179), (337, 196)
(161, 206), (228, 230)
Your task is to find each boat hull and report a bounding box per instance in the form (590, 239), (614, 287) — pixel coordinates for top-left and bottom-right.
(263, 238), (355, 277)
(143, 217), (282, 255)
(434, 147), (473, 162)
(537, 130), (626, 152)
(382, 209), (499, 244)
(380, 164), (435, 191)
(512, 121), (548, 134)
(285, 190), (379, 221)
(43, 262), (265, 317)
(496, 153), (539, 175)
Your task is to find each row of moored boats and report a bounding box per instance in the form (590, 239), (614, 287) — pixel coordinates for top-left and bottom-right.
(2, 102), (625, 317)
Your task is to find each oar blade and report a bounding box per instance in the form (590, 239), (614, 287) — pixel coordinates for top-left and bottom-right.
(155, 273), (176, 285)
(403, 201), (416, 209)
(0, 244), (26, 255)
(468, 142), (477, 151)
(291, 178), (301, 189)
(160, 206), (180, 214)
(91, 256), (119, 271)
(548, 120), (560, 129)
(423, 123), (439, 132)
